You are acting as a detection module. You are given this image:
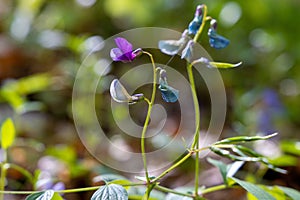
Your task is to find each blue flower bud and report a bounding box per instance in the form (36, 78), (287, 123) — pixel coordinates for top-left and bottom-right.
(181, 40), (194, 61)
(158, 70), (179, 103)
(188, 5), (204, 35)
(208, 19), (230, 49)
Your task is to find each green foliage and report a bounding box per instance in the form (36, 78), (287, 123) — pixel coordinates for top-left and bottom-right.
(25, 190), (63, 200)
(210, 133), (287, 174)
(91, 184), (128, 200)
(93, 174), (131, 190)
(209, 61), (242, 69)
(207, 158), (243, 185)
(231, 177), (276, 200)
(278, 186), (300, 200)
(0, 73), (51, 112)
(214, 133), (278, 145)
(280, 140), (300, 156)
(0, 118), (16, 150)
(0, 1), (298, 199)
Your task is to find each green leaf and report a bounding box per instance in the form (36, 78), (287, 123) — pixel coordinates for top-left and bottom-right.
(91, 184), (128, 200)
(232, 146), (287, 174)
(207, 158), (229, 184)
(25, 190), (63, 200)
(207, 158), (244, 185)
(1, 118), (16, 149)
(259, 186), (286, 200)
(214, 133), (277, 145)
(269, 155), (298, 167)
(209, 61), (242, 69)
(94, 174), (128, 184)
(280, 140), (300, 156)
(279, 186), (300, 200)
(4, 73), (51, 96)
(231, 177), (276, 200)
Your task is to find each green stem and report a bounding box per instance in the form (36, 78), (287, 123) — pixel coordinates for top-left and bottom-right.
(142, 183), (155, 200)
(188, 5), (208, 198)
(187, 60), (201, 198)
(151, 6), (211, 186)
(201, 184), (227, 195)
(0, 182), (146, 195)
(155, 185), (194, 198)
(7, 163), (34, 184)
(139, 51), (157, 194)
(152, 151), (193, 182)
(193, 5), (208, 44)
(0, 150), (7, 200)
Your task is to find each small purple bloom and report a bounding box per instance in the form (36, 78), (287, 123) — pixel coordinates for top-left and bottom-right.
(110, 37), (142, 63)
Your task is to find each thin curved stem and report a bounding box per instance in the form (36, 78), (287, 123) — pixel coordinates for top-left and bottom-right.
(155, 185), (195, 198)
(193, 5), (208, 44)
(7, 163), (34, 184)
(201, 184), (227, 195)
(0, 150), (7, 200)
(140, 51), (158, 185)
(152, 152), (193, 182)
(0, 182), (146, 195)
(188, 5), (208, 198)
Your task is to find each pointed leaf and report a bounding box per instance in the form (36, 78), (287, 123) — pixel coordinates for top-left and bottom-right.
(279, 186), (300, 200)
(231, 178), (276, 200)
(257, 186), (286, 200)
(94, 174), (128, 184)
(214, 133), (278, 145)
(25, 190), (63, 200)
(91, 184), (128, 200)
(93, 174), (131, 190)
(1, 118), (16, 149)
(227, 161), (244, 178)
(209, 62), (242, 69)
(207, 158), (229, 184)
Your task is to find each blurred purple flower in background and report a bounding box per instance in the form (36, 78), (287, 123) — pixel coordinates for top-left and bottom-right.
(258, 89), (285, 134)
(36, 156), (66, 191)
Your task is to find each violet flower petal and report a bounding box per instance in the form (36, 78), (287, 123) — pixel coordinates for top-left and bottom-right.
(110, 48), (124, 61)
(114, 37), (133, 54)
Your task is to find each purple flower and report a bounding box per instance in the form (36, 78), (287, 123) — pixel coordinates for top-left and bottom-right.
(110, 37), (142, 63)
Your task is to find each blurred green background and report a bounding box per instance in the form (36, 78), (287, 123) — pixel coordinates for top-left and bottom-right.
(0, 0), (300, 199)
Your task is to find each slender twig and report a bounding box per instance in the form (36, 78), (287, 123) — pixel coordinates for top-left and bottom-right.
(155, 185), (195, 198)
(152, 151), (193, 182)
(201, 184), (227, 195)
(0, 150), (7, 200)
(188, 5), (208, 198)
(7, 163), (34, 184)
(0, 182), (146, 195)
(138, 51), (158, 200)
